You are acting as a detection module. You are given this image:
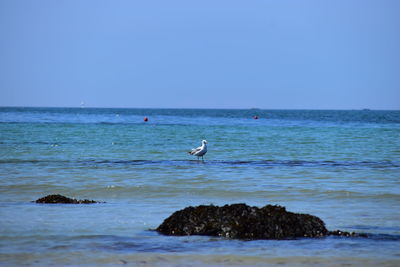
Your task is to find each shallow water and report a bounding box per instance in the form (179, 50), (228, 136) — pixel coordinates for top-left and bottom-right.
(0, 107), (399, 266)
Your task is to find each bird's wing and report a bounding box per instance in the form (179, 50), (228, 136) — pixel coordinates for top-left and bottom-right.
(195, 148), (207, 156)
(189, 146), (201, 155)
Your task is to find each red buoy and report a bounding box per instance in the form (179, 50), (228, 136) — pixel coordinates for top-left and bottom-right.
(144, 117), (149, 122)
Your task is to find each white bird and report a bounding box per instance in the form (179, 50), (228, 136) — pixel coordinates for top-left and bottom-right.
(188, 140), (208, 161)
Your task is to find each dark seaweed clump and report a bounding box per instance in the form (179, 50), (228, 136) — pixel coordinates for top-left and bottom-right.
(35, 194), (99, 204)
(156, 203), (367, 240)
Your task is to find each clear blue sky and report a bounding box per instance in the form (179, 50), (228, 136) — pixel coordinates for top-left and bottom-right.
(0, 0), (399, 109)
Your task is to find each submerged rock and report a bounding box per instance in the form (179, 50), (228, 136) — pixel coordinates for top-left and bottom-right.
(328, 230), (368, 238)
(156, 203), (329, 240)
(35, 194), (99, 204)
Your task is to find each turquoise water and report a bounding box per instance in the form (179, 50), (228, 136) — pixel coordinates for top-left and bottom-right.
(0, 107), (399, 266)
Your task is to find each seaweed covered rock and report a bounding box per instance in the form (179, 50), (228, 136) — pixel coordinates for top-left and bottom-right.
(156, 203), (328, 240)
(35, 194), (99, 204)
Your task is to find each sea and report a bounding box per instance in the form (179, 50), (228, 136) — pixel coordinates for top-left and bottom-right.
(0, 107), (399, 266)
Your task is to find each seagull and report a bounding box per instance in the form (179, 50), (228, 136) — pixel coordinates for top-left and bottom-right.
(188, 140), (208, 161)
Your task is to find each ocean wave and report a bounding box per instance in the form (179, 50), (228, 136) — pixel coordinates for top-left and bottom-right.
(1, 159), (399, 169)
(3, 184), (398, 202)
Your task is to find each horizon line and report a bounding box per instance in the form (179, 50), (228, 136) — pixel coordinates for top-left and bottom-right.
(0, 105), (399, 111)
